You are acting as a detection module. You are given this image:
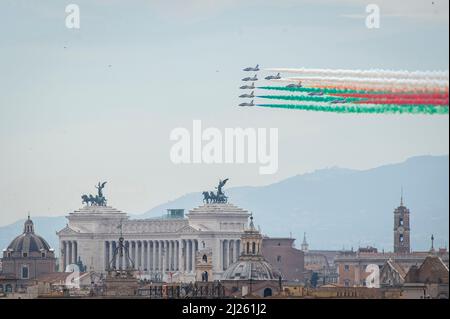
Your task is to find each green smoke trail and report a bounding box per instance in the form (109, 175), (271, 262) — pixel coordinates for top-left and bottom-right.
(258, 95), (365, 102)
(256, 104), (449, 115)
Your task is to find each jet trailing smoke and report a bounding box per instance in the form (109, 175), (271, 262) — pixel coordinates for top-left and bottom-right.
(275, 77), (449, 91)
(244, 66), (449, 114)
(257, 103), (449, 115)
(265, 68), (449, 81)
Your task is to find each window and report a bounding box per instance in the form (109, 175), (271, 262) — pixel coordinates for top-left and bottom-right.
(41, 252), (46, 258)
(344, 280), (350, 287)
(277, 256), (282, 263)
(7, 252), (11, 258)
(263, 288), (273, 297)
(399, 217), (404, 226)
(399, 234), (404, 242)
(344, 265), (350, 272)
(21, 265), (29, 279)
(252, 242), (256, 254)
(22, 252), (28, 258)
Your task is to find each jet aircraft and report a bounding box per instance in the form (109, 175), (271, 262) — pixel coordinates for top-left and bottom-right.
(243, 64), (260, 72)
(239, 91), (255, 98)
(242, 74), (258, 81)
(238, 100), (255, 106)
(264, 73), (281, 80)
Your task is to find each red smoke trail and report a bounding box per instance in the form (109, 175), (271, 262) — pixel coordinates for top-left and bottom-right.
(331, 93), (449, 99)
(357, 98), (449, 105)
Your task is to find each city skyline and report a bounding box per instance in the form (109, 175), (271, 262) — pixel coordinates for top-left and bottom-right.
(1, 0), (449, 226)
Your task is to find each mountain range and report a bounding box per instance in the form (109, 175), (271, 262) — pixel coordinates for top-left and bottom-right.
(0, 155), (448, 255)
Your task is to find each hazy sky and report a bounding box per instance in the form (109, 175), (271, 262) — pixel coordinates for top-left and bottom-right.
(0, 0), (448, 226)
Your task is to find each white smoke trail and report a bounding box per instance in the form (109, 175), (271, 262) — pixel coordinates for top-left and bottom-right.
(273, 77), (449, 91)
(265, 68), (449, 81)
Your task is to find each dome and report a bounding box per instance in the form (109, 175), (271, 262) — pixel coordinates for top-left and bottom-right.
(222, 258), (279, 281)
(6, 216), (52, 254)
(222, 214), (280, 281)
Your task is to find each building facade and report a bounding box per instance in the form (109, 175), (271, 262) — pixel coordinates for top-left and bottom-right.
(0, 216), (56, 293)
(57, 203), (250, 282)
(335, 195), (449, 287)
(262, 237), (304, 282)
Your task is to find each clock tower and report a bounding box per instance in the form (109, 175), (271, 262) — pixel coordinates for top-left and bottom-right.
(393, 192), (411, 254)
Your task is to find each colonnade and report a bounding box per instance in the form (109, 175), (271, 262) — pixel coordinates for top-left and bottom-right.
(104, 239), (199, 273)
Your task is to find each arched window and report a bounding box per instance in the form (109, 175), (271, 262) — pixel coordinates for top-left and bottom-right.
(246, 242), (250, 254)
(252, 242), (256, 254)
(5, 284), (13, 293)
(263, 288), (272, 297)
(202, 254), (207, 263)
(399, 234), (404, 242)
(0, 284), (3, 293)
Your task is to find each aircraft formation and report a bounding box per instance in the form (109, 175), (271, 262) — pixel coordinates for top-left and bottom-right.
(238, 66), (448, 114)
(239, 64), (286, 107)
(239, 65), (338, 107)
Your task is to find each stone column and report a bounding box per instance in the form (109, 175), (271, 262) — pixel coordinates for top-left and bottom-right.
(156, 241), (160, 271)
(236, 239), (241, 261)
(131, 241), (135, 268)
(124, 240), (130, 269)
(171, 241), (175, 271)
(108, 241), (113, 269)
(61, 241), (67, 271)
(160, 240), (165, 272)
(181, 240), (186, 272)
(173, 241), (176, 271)
(147, 241), (151, 272)
(73, 241), (78, 264)
(185, 240), (190, 272)
(139, 241), (143, 270)
(152, 241), (156, 271)
(104, 241), (108, 271)
(166, 240), (170, 271)
(223, 240), (228, 270)
(218, 239), (222, 272)
(143, 241), (148, 271)
(167, 240), (171, 271)
(176, 241), (180, 271)
(228, 240), (233, 264)
(191, 240), (196, 273)
(68, 241), (73, 265)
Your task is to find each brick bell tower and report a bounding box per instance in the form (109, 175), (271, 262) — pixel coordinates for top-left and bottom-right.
(393, 190), (411, 254)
